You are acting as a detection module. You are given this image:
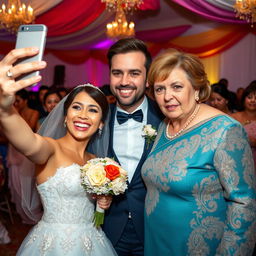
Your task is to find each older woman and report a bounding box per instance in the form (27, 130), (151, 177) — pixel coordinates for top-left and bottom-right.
(231, 81), (256, 166)
(142, 49), (256, 256)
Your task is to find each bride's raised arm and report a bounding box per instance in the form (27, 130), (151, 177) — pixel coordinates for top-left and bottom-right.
(0, 47), (53, 164)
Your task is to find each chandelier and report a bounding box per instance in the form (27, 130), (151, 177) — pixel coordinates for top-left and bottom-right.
(102, 0), (143, 38)
(0, 0), (35, 34)
(234, 0), (256, 27)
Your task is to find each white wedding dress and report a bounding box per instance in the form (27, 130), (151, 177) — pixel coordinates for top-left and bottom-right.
(17, 164), (117, 256)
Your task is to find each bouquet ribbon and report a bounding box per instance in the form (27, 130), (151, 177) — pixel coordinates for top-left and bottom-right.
(94, 201), (105, 228)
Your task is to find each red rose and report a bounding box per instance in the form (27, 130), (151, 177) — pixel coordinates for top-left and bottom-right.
(105, 164), (120, 180)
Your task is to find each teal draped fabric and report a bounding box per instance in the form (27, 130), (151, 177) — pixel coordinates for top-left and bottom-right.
(142, 115), (256, 256)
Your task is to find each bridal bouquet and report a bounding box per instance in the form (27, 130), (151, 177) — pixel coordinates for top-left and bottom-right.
(80, 157), (128, 228)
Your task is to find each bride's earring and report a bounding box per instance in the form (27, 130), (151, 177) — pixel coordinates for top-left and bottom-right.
(98, 123), (104, 136)
(98, 127), (102, 136)
(64, 119), (67, 128)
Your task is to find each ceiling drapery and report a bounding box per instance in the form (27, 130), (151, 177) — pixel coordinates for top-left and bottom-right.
(36, 0), (106, 37)
(167, 24), (248, 58)
(171, 0), (245, 23)
(0, 0), (255, 63)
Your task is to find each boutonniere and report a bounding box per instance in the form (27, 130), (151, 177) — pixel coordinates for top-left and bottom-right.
(142, 124), (157, 148)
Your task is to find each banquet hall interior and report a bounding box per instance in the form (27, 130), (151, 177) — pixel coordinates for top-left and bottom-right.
(0, 0), (256, 255)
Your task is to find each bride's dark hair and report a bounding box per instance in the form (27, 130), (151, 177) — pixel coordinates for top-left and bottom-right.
(63, 85), (109, 122)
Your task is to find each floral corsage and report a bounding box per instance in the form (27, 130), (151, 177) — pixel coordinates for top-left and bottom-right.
(80, 157), (128, 228)
(142, 124), (157, 148)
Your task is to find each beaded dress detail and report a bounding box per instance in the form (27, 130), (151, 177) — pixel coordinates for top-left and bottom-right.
(17, 164), (117, 256)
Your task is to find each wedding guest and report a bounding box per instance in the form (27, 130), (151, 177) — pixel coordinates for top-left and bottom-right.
(27, 90), (38, 110)
(37, 89), (62, 129)
(0, 47), (117, 255)
(142, 48), (256, 256)
(236, 87), (245, 110)
(218, 78), (238, 111)
(36, 85), (49, 119)
(0, 129), (8, 170)
(14, 89), (39, 131)
(56, 86), (68, 98)
(208, 83), (233, 115)
(89, 38), (163, 256)
(231, 81), (256, 166)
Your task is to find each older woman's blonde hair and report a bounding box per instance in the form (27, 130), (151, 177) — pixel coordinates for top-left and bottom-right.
(148, 49), (211, 102)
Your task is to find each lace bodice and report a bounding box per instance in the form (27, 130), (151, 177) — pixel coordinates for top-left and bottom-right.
(17, 163), (117, 255)
(37, 164), (94, 224)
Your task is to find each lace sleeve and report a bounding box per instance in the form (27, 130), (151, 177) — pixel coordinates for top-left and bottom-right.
(214, 122), (256, 256)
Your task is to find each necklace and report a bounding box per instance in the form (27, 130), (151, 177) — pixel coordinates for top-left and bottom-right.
(166, 104), (200, 139)
(242, 111), (256, 125)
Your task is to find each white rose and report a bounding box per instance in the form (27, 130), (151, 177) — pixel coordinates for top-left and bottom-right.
(143, 125), (157, 137)
(146, 126), (157, 136)
(111, 177), (128, 195)
(86, 163), (107, 186)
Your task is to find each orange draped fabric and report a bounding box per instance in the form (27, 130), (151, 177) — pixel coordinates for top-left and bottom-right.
(168, 24), (249, 58)
(145, 24), (250, 58)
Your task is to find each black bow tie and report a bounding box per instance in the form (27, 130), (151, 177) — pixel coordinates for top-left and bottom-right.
(116, 109), (143, 125)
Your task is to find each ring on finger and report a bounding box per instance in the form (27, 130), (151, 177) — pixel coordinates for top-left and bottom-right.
(6, 69), (13, 78)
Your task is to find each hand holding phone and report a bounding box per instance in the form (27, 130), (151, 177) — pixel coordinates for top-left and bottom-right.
(15, 24), (47, 81)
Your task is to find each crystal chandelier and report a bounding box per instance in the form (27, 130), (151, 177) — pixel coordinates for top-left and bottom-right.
(102, 0), (143, 12)
(102, 0), (143, 38)
(0, 0), (35, 34)
(234, 0), (256, 27)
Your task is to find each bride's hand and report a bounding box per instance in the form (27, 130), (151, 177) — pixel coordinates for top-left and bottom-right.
(0, 47), (46, 111)
(96, 195), (113, 210)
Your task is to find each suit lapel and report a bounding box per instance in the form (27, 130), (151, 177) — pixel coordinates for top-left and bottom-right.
(129, 97), (163, 184)
(108, 105), (121, 164)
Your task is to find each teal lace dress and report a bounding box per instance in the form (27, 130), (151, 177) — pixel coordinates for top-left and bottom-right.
(142, 115), (256, 256)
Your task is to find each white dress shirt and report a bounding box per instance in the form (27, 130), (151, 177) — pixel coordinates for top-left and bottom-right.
(113, 97), (148, 182)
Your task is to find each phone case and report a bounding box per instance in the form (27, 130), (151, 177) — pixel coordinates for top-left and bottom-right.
(15, 24), (47, 81)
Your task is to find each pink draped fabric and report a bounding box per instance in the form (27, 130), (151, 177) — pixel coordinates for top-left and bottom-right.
(139, 0), (160, 10)
(36, 0), (106, 36)
(172, 0), (246, 24)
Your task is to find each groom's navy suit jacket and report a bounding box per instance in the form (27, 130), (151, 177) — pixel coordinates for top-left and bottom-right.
(103, 97), (163, 246)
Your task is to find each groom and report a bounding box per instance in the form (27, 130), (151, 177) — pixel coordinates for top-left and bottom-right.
(95, 38), (163, 256)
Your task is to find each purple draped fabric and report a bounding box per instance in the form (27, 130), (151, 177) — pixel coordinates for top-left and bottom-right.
(172, 0), (246, 24)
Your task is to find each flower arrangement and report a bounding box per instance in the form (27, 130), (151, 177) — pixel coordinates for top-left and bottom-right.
(81, 157), (128, 227)
(142, 124), (157, 148)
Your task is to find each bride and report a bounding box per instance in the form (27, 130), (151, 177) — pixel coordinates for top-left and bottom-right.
(0, 47), (117, 255)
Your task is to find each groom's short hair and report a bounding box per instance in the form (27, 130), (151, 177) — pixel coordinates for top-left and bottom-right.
(107, 38), (152, 74)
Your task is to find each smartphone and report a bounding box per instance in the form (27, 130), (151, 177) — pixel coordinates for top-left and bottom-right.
(15, 24), (47, 81)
